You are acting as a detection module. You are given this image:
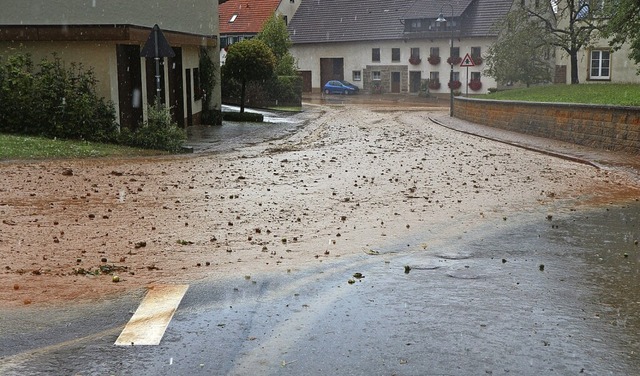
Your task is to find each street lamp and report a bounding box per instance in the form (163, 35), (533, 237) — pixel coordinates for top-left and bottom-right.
(436, 5), (454, 117)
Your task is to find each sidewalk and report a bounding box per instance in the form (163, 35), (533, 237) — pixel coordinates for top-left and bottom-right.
(431, 113), (640, 183)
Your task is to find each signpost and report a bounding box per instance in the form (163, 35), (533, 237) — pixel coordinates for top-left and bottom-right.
(460, 53), (475, 96)
(140, 24), (175, 109)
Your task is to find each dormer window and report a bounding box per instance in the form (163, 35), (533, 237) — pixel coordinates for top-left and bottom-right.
(229, 14), (238, 23)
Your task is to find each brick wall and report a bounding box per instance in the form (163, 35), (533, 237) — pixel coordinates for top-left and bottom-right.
(454, 97), (640, 154)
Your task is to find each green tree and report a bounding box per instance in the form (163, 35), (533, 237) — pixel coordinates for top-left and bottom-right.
(223, 39), (276, 113)
(257, 14), (292, 60)
(485, 8), (553, 87)
(517, 0), (606, 84)
(601, 0), (640, 72)
(257, 14), (297, 76)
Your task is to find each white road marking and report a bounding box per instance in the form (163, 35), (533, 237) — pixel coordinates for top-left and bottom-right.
(114, 284), (189, 346)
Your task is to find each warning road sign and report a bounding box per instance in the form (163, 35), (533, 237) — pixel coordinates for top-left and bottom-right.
(460, 53), (475, 67)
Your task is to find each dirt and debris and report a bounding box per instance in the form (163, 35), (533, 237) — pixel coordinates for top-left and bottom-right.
(0, 105), (638, 307)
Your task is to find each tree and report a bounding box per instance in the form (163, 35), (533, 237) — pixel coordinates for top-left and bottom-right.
(485, 8), (553, 87)
(601, 0), (640, 73)
(223, 39), (276, 113)
(257, 14), (297, 76)
(517, 0), (605, 84)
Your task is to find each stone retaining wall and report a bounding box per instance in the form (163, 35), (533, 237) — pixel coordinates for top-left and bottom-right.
(453, 97), (640, 154)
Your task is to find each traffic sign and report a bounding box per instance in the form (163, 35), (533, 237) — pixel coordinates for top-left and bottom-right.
(460, 53), (475, 67)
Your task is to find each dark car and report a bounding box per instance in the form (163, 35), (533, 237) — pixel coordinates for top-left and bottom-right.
(323, 80), (359, 95)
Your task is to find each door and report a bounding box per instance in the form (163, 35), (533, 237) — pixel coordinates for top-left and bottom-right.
(168, 47), (184, 126)
(185, 68), (193, 127)
(320, 58), (344, 88)
(409, 71), (421, 93)
(299, 71), (312, 92)
(391, 71), (401, 93)
(116, 44), (143, 129)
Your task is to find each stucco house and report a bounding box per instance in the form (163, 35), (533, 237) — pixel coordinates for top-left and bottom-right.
(288, 0), (513, 95)
(219, 0), (302, 64)
(0, 0), (221, 129)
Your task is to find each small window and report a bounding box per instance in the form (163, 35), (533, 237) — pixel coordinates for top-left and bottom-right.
(392, 48), (400, 62)
(229, 14), (238, 23)
(372, 48), (381, 62)
(470, 72), (481, 81)
(290, 0), (295, 2)
(429, 72), (439, 82)
(430, 47), (439, 57)
(352, 70), (362, 81)
(450, 47), (460, 58)
(372, 71), (381, 81)
(452, 72), (460, 82)
(590, 49), (610, 80)
(283, 16), (288, 25)
(410, 48), (420, 59)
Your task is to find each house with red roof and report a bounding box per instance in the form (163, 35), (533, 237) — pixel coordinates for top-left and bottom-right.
(219, 0), (302, 64)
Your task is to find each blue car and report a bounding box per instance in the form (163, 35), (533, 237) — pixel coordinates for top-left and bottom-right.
(323, 80), (359, 95)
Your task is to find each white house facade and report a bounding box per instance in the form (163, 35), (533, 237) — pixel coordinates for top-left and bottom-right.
(288, 0), (514, 95)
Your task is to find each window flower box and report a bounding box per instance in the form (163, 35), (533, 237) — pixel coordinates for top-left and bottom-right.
(409, 56), (421, 65)
(428, 80), (441, 90)
(448, 80), (462, 90)
(446, 56), (462, 65)
(427, 55), (441, 65)
(472, 56), (483, 65)
(469, 79), (482, 91)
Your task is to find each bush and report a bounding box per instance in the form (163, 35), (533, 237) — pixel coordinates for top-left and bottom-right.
(119, 105), (186, 152)
(223, 111), (264, 122)
(0, 53), (118, 142)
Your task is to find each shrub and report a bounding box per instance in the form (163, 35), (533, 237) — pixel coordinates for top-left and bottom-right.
(120, 105), (186, 152)
(0, 54), (118, 142)
(223, 111), (264, 122)
(0, 53), (118, 142)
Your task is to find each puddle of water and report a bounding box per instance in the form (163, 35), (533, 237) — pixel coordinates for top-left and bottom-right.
(185, 106), (306, 153)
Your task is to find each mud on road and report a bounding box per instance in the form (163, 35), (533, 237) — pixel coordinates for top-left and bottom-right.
(1, 104), (638, 308)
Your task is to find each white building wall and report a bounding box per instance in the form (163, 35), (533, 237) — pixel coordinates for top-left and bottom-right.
(556, 42), (640, 84)
(292, 36), (498, 94)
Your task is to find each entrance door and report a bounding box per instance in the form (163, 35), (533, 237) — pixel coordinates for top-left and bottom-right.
(391, 71), (401, 93)
(320, 58), (344, 88)
(116, 44), (143, 129)
(409, 71), (421, 93)
(168, 48), (184, 126)
(185, 68), (193, 127)
(299, 71), (312, 92)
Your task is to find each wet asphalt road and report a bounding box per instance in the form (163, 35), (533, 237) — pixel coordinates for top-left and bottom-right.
(1, 202), (639, 375)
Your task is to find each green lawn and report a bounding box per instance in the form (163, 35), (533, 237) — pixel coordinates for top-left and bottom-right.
(0, 134), (164, 160)
(479, 83), (640, 106)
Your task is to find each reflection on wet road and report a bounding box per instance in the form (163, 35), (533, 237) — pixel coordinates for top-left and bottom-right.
(3, 202), (638, 375)
(185, 106), (309, 153)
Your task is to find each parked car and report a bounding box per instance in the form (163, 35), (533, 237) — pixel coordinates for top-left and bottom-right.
(323, 80), (359, 95)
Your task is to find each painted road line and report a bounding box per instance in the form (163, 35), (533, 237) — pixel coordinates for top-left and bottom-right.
(115, 284), (189, 346)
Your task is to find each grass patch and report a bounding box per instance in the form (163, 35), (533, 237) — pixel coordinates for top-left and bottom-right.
(0, 134), (164, 160)
(480, 84), (640, 106)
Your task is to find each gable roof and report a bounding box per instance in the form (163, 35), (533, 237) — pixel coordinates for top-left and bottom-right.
(288, 0), (408, 44)
(289, 0), (514, 44)
(219, 0), (282, 34)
